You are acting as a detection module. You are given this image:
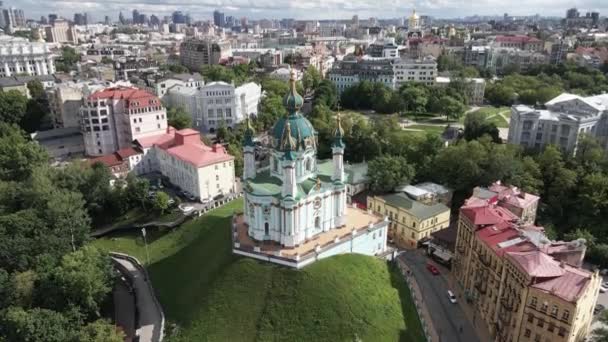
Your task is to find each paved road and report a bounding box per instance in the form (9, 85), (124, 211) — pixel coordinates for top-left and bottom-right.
(113, 257), (163, 342)
(399, 251), (478, 342)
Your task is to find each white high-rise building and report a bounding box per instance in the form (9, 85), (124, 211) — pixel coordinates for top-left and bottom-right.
(0, 36), (55, 77)
(80, 87), (168, 156)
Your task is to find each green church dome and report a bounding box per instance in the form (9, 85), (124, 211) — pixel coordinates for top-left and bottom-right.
(272, 69), (316, 151)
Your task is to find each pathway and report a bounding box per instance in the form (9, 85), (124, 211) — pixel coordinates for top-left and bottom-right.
(112, 255), (164, 342)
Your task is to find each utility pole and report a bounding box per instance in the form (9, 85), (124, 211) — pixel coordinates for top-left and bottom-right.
(141, 227), (150, 265)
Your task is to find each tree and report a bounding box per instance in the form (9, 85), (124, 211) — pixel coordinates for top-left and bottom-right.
(39, 246), (114, 317)
(78, 319), (125, 342)
(167, 107), (192, 130)
(439, 96), (466, 122)
(314, 80), (338, 109)
(368, 156), (415, 193)
(55, 47), (80, 72)
(0, 90), (28, 125)
(153, 191), (171, 215)
(0, 123), (48, 182)
(1, 307), (77, 342)
(124, 174), (150, 210)
(463, 111), (500, 143)
(9, 270), (37, 308)
(401, 86), (428, 119)
(302, 65), (322, 93)
(26, 80), (45, 100)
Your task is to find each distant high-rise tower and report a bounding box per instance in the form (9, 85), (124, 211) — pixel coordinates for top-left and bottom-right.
(172, 11), (185, 24)
(118, 12), (125, 25)
(213, 10), (224, 27)
(132, 10), (140, 24)
(566, 7), (579, 19)
(352, 15), (359, 26)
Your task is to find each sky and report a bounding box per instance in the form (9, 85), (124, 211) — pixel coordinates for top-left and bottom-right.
(4, 0), (608, 22)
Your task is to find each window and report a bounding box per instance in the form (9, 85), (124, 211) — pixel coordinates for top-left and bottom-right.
(527, 314), (533, 323)
(411, 232), (415, 238)
(139, 118), (142, 123)
(537, 319), (544, 328)
(315, 216), (321, 229)
(548, 324), (554, 333)
(534, 334), (540, 342)
(264, 222), (269, 235)
(216, 175), (219, 181)
(550, 305), (558, 317)
(135, 127), (141, 133)
(558, 328), (565, 337)
(524, 329), (531, 338)
(562, 310), (570, 321)
(412, 222), (416, 228)
(540, 302), (548, 312)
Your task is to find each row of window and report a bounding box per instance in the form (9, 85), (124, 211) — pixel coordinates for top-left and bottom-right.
(529, 297), (570, 321)
(129, 106), (162, 115)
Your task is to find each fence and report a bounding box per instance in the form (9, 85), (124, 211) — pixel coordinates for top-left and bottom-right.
(396, 258), (436, 342)
(110, 252), (165, 342)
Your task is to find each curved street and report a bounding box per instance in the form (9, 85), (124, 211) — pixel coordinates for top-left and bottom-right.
(398, 251), (479, 342)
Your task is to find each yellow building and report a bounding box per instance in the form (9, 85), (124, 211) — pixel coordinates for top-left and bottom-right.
(453, 195), (600, 342)
(368, 190), (450, 248)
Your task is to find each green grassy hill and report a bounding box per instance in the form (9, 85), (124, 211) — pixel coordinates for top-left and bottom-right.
(93, 200), (425, 342)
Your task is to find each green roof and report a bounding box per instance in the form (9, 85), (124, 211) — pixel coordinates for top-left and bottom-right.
(379, 193), (449, 220)
(317, 160), (368, 185)
(272, 114), (316, 151)
(245, 170), (334, 200)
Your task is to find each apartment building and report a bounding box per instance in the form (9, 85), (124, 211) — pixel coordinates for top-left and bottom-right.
(0, 36), (55, 77)
(45, 19), (78, 44)
(368, 182), (451, 248)
(393, 57), (437, 87)
(327, 55), (396, 93)
(80, 87), (168, 156)
(494, 35), (543, 52)
(508, 93), (608, 153)
(179, 38), (232, 71)
(453, 182), (600, 342)
(165, 81), (261, 133)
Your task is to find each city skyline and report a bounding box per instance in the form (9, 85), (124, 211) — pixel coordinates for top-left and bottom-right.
(4, 0), (607, 22)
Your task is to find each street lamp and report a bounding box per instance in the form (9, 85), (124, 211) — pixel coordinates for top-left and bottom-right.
(141, 227), (150, 265)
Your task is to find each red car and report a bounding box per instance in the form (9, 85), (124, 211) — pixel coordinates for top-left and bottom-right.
(427, 264), (440, 275)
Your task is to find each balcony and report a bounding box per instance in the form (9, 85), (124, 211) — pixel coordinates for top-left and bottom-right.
(475, 281), (487, 294)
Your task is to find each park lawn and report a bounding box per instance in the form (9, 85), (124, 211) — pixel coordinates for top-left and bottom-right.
(92, 199), (425, 342)
(460, 106), (511, 127)
(406, 125), (446, 134)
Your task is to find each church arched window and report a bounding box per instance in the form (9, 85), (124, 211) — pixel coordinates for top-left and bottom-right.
(273, 157), (279, 173)
(265, 222), (269, 236)
(306, 158), (312, 172)
(315, 216), (321, 229)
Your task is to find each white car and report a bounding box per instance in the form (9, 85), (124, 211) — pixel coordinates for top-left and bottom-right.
(600, 286), (608, 293)
(447, 290), (457, 304)
(178, 204), (194, 213)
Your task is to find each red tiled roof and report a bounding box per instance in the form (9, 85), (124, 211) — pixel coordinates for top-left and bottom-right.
(134, 128), (234, 168)
(476, 223), (536, 257)
(531, 264), (593, 302)
(460, 205), (518, 226)
(116, 147), (140, 159)
(507, 251), (566, 278)
(90, 153), (123, 167)
(88, 87), (161, 110)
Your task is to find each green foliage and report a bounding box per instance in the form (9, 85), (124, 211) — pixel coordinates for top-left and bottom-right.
(78, 319), (125, 342)
(26, 80), (45, 100)
(153, 191), (171, 215)
(92, 201), (424, 342)
(302, 65), (322, 93)
(0, 90), (28, 125)
(464, 111), (500, 142)
(161, 64), (189, 73)
(0, 123), (48, 182)
(341, 81), (401, 114)
(38, 246), (114, 317)
(201, 64), (254, 86)
(55, 47), (80, 73)
(439, 95), (466, 122)
(1, 307), (77, 342)
(437, 53), (463, 72)
(368, 155), (415, 192)
(313, 79), (338, 109)
(167, 107), (192, 130)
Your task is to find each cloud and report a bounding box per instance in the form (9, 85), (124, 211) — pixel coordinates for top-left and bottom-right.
(6, 0), (608, 21)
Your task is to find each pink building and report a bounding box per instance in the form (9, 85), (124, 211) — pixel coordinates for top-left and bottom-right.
(80, 87), (168, 156)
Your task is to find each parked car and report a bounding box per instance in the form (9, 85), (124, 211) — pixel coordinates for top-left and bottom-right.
(594, 304), (605, 315)
(147, 191), (156, 198)
(178, 204), (194, 213)
(447, 290), (457, 304)
(602, 282), (608, 288)
(426, 264), (439, 275)
(600, 285), (608, 293)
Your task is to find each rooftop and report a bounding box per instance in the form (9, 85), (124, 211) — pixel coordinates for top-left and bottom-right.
(377, 192), (449, 220)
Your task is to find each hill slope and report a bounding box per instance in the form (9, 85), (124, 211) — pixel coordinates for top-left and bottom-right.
(93, 200), (424, 342)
